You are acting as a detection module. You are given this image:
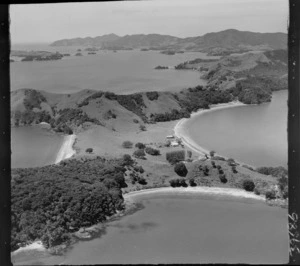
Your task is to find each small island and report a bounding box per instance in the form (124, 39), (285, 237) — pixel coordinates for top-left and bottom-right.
(154, 65), (169, 70)
(11, 50), (64, 62)
(160, 50), (175, 55)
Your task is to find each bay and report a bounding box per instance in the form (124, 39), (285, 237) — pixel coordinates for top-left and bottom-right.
(11, 126), (65, 168)
(185, 90), (288, 167)
(12, 193), (288, 265)
(10, 44), (215, 94)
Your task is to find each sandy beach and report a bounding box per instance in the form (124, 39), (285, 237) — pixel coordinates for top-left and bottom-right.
(11, 241), (45, 255)
(55, 134), (77, 164)
(174, 101), (246, 158)
(124, 186), (264, 202)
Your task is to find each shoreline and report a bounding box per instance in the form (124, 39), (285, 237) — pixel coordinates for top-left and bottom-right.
(173, 101), (254, 166)
(54, 134), (77, 164)
(124, 186), (265, 203)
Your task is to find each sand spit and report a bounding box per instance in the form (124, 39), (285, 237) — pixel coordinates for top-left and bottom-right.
(55, 134), (76, 164)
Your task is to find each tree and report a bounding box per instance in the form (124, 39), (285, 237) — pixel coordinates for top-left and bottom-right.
(219, 174), (227, 183)
(209, 150), (216, 157)
(123, 154), (134, 166)
(86, 148), (93, 153)
(122, 141), (133, 149)
(139, 125), (146, 131)
(242, 179), (255, 192)
(166, 150), (185, 164)
(135, 142), (145, 149)
(174, 162), (188, 177)
(265, 189), (277, 200)
(145, 147), (160, 156)
(227, 158), (236, 166)
(133, 149), (146, 159)
(187, 150), (192, 158)
(189, 178), (197, 187)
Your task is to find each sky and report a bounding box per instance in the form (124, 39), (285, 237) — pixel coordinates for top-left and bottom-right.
(10, 0), (289, 44)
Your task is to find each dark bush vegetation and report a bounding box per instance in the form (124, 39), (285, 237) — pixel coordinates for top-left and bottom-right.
(135, 142), (145, 149)
(11, 157), (127, 251)
(146, 91), (159, 101)
(145, 147), (160, 156)
(133, 149), (146, 159)
(189, 178), (197, 187)
(219, 174), (228, 183)
(151, 108), (190, 122)
(169, 178), (188, 187)
(242, 179), (255, 192)
(256, 166), (288, 178)
(122, 141), (133, 149)
(23, 89), (47, 110)
(166, 150), (185, 164)
(85, 148), (93, 153)
(174, 162), (188, 177)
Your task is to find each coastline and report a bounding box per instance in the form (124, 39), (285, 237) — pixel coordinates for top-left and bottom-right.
(54, 134), (77, 164)
(11, 241), (45, 255)
(124, 186), (265, 203)
(174, 101), (248, 161)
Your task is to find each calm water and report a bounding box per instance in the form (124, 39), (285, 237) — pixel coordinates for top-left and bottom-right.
(12, 192), (289, 265)
(10, 43), (215, 94)
(185, 90), (288, 167)
(11, 126), (64, 168)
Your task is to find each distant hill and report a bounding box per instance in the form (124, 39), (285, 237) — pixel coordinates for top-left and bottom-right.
(50, 33), (120, 46)
(50, 29), (287, 51)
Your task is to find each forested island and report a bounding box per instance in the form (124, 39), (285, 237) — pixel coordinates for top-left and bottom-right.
(11, 50), (64, 62)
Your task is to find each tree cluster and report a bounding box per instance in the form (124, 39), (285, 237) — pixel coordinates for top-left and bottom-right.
(11, 157), (128, 251)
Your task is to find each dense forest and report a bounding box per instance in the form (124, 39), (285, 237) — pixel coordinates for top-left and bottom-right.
(11, 156), (132, 251)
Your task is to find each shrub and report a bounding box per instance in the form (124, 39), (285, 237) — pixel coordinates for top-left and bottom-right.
(166, 150), (185, 164)
(212, 156), (225, 161)
(209, 150), (216, 157)
(218, 169), (224, 174)
(169, 178), (187, 187)
(174, 162), (188, 177)
(227, 158), (236, 166)
(123, 154), (134, 166)
(242, 179), (255, 192)
(211, 161), (216, 168)
(265, 189), (277, 200)
(189, 178), (197, 187)
(134, 166), (144, 174)
(216, 165), (222, 170)
(140, 125), (146, 131)
(145, 147), (160, 156)
(219, 174), (227, 183)
(133, 119), (139, 124)
(133, 149), (146, 159)
(85, 148), (93, 153)
(135, 142), (145, 149)
(122, 141), (133, 149)
(187, 150), (192, 158)
(146, 91), (159, 101)
(232, 166), (238, 173)
(137, 177), (147, 185)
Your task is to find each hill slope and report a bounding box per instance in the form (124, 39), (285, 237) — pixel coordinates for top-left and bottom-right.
(50, 29), (287, 51)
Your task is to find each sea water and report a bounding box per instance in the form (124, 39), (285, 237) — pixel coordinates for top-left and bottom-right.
(185, 90), (288, 167)
(11, 126), (65, 168)
(12, 193), (288, 265)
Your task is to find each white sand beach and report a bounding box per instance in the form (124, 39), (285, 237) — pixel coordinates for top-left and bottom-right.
(174, 101), (246, 158)
(55, 134), (77, 164)
(12, 241), (45, 255)
(124, 186), (265, 202)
